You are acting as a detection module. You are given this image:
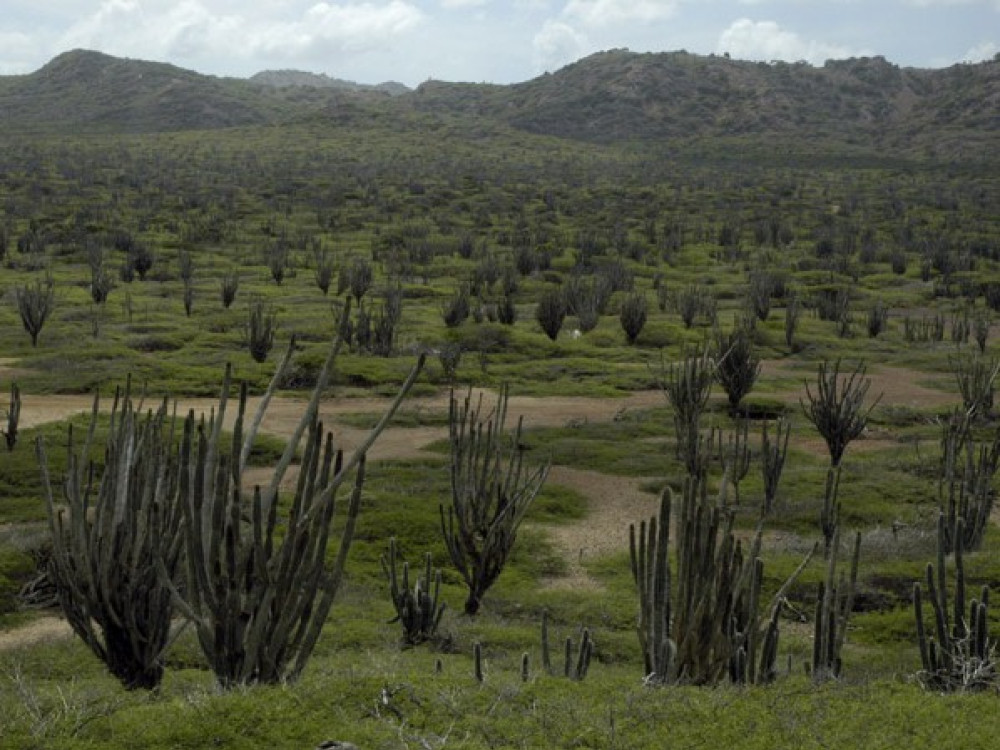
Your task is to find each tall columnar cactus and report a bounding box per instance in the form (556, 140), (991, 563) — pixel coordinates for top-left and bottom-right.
(381, 537), (446, 646)
(37, 385), (185, 690)
(168, 334), (426, 688)
(820, 466), (842, 552)
(721, 419), (751, 506)
(937, 412), (999, 554)
(914, 514), (996, 692)
(661, 347), (716, 477)
(2, 382), (19, 451)
(540, 611), (594, 681)
(440, 385), (550, 615)
(629, 477), (813, 686)
(811, 528), (861, 682)
(760, 418), (791, 515)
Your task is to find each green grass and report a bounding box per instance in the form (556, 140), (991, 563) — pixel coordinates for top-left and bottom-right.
(1, 112), (1000, 748)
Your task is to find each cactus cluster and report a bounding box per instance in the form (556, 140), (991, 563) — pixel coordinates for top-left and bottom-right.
(37, 385), (184, 690)
(38, 326), (425, 690)
(811, 528), (861, 682)
(540, 610), (593, 681)
(629, 477), (813, 686)
(915, 514), (996, 691)
(440, 385), (550, 615)
(381, 537), (446, 646)
(937, 411), (999, 554)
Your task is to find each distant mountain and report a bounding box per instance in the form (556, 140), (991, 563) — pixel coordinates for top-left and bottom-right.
(0, 49), (375, 134)
(2, 48), (998, 161)
(410, 49), (1000, 157)
(250, 69), (409, 96)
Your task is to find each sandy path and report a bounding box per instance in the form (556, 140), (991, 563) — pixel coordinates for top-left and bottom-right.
(534, 467), (656, 591)
(0, 358), (959, 648)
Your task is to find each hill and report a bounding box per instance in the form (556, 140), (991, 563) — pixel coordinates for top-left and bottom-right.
(1, 48), (998, 160)
(250, 69), (409, 96)
(0, 49), (379, 134)
(411, 49), (1000, 158)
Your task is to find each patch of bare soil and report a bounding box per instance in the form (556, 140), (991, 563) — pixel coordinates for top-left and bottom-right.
(534, 467), (656, 592)
(0, 615), (72, 650)
(760, 361), (957, 409)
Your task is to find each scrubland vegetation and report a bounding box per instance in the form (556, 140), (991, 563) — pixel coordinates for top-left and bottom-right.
(1, 81), (1000, 747)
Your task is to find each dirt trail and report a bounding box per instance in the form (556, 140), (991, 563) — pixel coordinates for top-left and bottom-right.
(0, 359), (958, 649)
(534, 467), (655, 591)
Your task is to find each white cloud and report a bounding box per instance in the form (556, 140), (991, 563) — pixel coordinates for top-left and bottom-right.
(716, 18), (865, 64)
(440, 0), (489, 8)
(0, 30), (37, 74)
(962, 40), (998, 61)
(562, 0), (678, 26)
(532, 18), (588, 72)
(56, 1), (423, 69)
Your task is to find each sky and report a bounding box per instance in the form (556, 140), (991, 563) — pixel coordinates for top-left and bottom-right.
(1, 0), (997, 87)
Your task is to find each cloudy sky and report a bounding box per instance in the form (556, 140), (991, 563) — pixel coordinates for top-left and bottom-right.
(1, 0), (997, 86)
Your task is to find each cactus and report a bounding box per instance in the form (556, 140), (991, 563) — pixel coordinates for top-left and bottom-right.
(801, 359), (881, 467)
(15, 276), (55, 347)
(312, 242), (335, 295)
(381, 537), (446, 646)
(540, 611), (593, 681)
(167, 331), (425, 688)
(760, 418), (791, 514)
(36, 384), (185, 689)
(784, 293), (801, 349)
(820, 466), (842, 552)
(474, 642), (484, 683)
(2, 382), (19, 451)
(951, 353), (1000, 420)
(535, 287), (566, 341)
(914, 514), (997, 691)
(937, 411), (999, 553)
(619, 292), (648, 345)
(811, 528), (861, 682)
(564, 628), (594, 681)
(220, 270), (239, 308)
(715, 325), (761, 414)
(661, 346), (716, 477)
(720, 419), (751, 506)
(629, 477), (813, 686)
(440, 385), (550, 615)
(245, 296), (277, 363)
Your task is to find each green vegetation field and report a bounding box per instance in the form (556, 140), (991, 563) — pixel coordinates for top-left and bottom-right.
(1, 112), (999, 749)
